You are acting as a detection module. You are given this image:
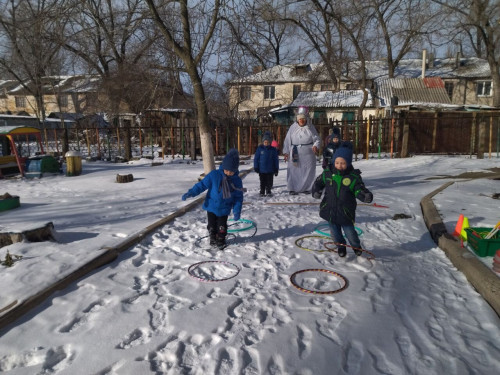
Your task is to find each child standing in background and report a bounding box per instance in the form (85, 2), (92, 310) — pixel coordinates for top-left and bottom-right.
(322, 127), (341, 169)
(182, 149), (244, 249)
(254, 131), (279, 197)
(312, 142), (373, 257)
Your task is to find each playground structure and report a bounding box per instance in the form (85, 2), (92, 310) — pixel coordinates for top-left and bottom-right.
(0, 126), (59, 178)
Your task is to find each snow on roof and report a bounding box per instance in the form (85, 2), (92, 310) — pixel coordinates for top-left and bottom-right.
(291, 90), (374, 108)
(231, 57), (491, 84)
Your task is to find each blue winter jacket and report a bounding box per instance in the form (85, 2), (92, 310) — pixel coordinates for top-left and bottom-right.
(254, 144), (279, 174)
(186, 165), (244, 217)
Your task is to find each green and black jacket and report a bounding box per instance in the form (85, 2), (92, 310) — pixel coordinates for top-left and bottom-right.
(312, 165), (371, 225)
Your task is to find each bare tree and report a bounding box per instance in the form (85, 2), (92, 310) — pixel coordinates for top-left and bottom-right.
(433, 0), (500, 107)
(368, 0), (442, 77)
(282, 1), (350, 90)
(0, 0), (67, 120)
(221, 0), (299, 78)
(145, 0), (221, 173)
(60, 0), (161, 118)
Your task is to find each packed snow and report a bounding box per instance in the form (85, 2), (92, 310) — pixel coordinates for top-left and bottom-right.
(0, 154), (499, 375)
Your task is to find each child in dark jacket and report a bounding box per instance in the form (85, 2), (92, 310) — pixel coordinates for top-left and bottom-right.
(254, 131), (279, 197)
(312, 142), (373, 257)
(182, 149), (244, 249)
(322, 127), (341, 169)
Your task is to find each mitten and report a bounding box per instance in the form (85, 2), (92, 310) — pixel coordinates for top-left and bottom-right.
(274, 171), (278, 176)
(312, 191), (322, 199)
(233, 213), (241, 221)
(255, 168), (260, 173)
(182, 193), (190, 201)
(364, 192), (373, 203)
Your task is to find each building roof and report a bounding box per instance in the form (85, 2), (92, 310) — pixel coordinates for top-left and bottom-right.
(230, 57), (491, 85)
(291, 90), (374, 108)
(3, 75), (101, 95)
(375, 77), (452, 107)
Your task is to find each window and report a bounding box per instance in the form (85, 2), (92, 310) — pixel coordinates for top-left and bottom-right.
(239, 86), (251, 101)
(264, 85), (275, 100)
(58, 94), (68, 108)
(15, 96), (26, 108)
(346, 83), (358, 90)
(444, 82), (454, 100)
(320, 84), (333, 91)
(293, 85), (301, 99)
(476, 81), (492, 96)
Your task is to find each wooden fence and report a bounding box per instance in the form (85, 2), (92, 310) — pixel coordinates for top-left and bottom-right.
(36, 111), (500, 160)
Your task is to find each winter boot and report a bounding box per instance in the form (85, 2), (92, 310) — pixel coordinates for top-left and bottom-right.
(209, 233), (217, 246)
(265, 188), (273, 197)
(354, 249), (362, 256)
(337, 246), (347, 257)
(216, 225), (227, 249)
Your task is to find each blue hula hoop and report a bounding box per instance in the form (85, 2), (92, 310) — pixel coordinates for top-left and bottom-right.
(228, 218), (256, 233)
(314, 223), (363, 237)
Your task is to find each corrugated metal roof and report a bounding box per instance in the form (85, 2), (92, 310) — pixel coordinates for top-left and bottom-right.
(291, 90), (374, 108)
(375, 78), (451, 107)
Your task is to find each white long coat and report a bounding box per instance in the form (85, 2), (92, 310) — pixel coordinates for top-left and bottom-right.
(282, 119), (321, 193)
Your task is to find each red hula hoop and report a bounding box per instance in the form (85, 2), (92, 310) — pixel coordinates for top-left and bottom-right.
(188, 260), (241, 282)
(290, 268), (348, 295)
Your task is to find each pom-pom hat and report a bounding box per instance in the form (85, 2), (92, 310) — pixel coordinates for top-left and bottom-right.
(221, 148), (240, 172)
(332, 142), (353, 166)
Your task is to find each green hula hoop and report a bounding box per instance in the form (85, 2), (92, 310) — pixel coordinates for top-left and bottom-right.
(228, 218), (256, 233)
(314, 223), (363, 237)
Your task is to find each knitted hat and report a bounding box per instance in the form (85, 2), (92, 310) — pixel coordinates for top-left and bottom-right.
(221, 148), (240, 172)
(262, 131), (272, 143)
(332, 142), (353, 166)
(332, 127), (341, 138)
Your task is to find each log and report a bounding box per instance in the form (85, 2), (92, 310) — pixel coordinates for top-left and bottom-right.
(116, 173), (134, 183)
(0, 222), (56, 248)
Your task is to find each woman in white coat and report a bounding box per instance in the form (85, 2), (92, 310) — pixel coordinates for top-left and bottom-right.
(282, 109), (320, 194)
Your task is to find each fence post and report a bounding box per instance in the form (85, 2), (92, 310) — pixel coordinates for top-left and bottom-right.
(488, 115), (493, 159)
(377, 118), (382, 158)
(139, 127), (143, 157)
(237, 125), (241, 153)
(190, 127), (195, 161)
(401, 121), (410, 158)
(390, 117), (395, 158)
(53, 129), (59, 155)
(365, 116), (370, 160)
(470, 112), (476, 158)
(215, 125), (219, 156)
(85, 128), (91, 157)
(478, 120), (486, 159)
(96, 128), (101, 159)
(432, 112), (438, 152)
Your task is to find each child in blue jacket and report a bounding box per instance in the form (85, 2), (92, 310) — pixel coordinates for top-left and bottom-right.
(312, 142), (373, 257)
(254, 131), (279, 197)
(182, 149), (244, 248)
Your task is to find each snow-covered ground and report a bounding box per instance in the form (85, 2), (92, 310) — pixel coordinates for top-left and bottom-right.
(0, 154), (499, 375)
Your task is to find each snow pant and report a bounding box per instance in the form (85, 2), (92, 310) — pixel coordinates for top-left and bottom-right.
(329, 223), (361, 251)
(207, 211), (228, 243)
(259, 172), (274, 195)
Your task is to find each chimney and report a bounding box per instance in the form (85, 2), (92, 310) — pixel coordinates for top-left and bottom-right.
(455, 51), (461, 68)
(428, 53), (434, 68)
(253, 66), (263, 74)
(421, 49), (427, 78)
